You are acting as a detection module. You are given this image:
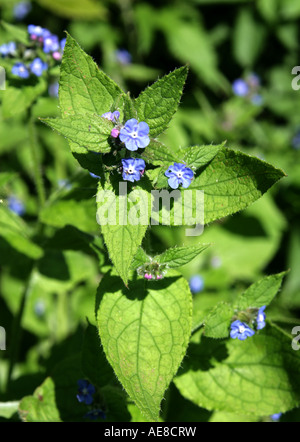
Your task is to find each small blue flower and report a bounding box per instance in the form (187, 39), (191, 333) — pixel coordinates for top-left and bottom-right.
(30, 58), (48, 77)
(102, 111), (120, 122)
(11, 62), (30, 78)
(115, 49), (132, 65)
(230, 320), (255, 341)
(232, 79), (249, 97)
(49, 82), (59, 98)
(189, 275), (204, 294)
(43, 34), (60, 53)
(0, 42), (17, 56)
(76, 380), (95, 405)
(271, 413), (282, 422)
(84, 409), (106, 420)
(8, 196), (25, 216)
(34, 300), (46, 317)
(292, 131), (300, 150)
(165, 163), (194, 189)
(256, 306), (266, 330)
(28, 25), (48, 39)
(14, 1), (31, 20)
(119, 119), (150, 151)
(122, 158), (146, 182)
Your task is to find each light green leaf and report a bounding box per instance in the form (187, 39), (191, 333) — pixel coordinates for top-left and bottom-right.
(175, 325), (300, 415)
(190, 148), (286, 224)
(135, 66), (188, 137)
(96, 178), (152, 285)
(1, 21), (28, 44)
(19, 378), (61, 422)
(155, 244), (210, 268)
(235, 271), (288, 311)
(0, 401), (19, 419)
(141, 140), (177, 166)
(203, 302), (234, 339)
(183, 143), (225, 169)
(2, 80), (47, 119)
(41, 116), (113, 153)
(36, 0), (107, 20)
(96, 270), (193, 421)
(0, 172), (15, 188)
(131, 247), (149, 270)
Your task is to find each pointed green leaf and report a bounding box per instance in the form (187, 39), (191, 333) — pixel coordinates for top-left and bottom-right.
(131, 247), (149, 270)
(141, 140), (177, 166)
(96, 271), (193, 421)
(235, 271), (288, 311)
(1, 21), (29, 44)
(190, 148), (286, 224)
(96, 179), (152, 285)
(41, 116), (113, 153)
(135, 66), (188, 137)
(183, 143), (226, 170)
(0, 401), (19, 419)
(155, 244), (210, 268)
(203, 302), (234, 339)
(175, 325), (300, 415)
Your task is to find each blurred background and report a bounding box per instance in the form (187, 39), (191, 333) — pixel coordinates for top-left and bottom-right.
(0, 0), (300, 422)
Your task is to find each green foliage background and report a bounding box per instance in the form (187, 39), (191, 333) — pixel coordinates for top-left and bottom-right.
(0, 0), (300, 423)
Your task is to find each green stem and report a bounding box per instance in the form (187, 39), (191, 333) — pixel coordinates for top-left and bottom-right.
(28, 111), (46, 209)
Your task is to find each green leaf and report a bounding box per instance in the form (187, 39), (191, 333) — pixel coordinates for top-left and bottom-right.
(235, 272), (288, 311)
(174, 325), (300, 415)
(36, 0), (107, 20)
(96, 179), (152, 285)
(81, 323), (116, 387)
(131, 247), (149, 270)
(59, 34), (124, 170)
(96, 270), (193, 421)
(0, 206), (43, 259)
(1, 21), (29, 44)
(135, 66), (188, 137)
(0, 172), (15, 188)
(190, 148), (286, 224)
(155, 244), (210, 268)
(0, 401), (19, 419)
(2, 80), (47, 119)
(41, 116), (113, 153)
(203, 302), (234, 339)
(183, 143), (225, 170)
(141, 140), (177, 166)
(19, 378), (61, 422)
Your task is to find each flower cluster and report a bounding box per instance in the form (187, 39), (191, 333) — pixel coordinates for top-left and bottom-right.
(28, 25), (66, 60)
(99, 111), (194, 189)
(230, 305), (267, 341)
(76, 379), (106, 421)
(137, 261), (167, 281)
(232, 73), (263, 106)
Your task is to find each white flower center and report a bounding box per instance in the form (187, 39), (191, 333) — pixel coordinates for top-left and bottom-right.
(19, 66), (25, 72)
(238, 325), (245, 334)
(177, 171), (183, 178)
(131, 131), (138, 138)
(127, 167), (134, 174)
(82, 388), (88, 395)
(258, 314), (264, 322)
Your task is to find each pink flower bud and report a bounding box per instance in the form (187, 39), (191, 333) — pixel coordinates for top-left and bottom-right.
(156, 274), (163, 280)
(144, 273), (152, 280)
(52, 51), (62, 61)
(111, 128), (120, 138)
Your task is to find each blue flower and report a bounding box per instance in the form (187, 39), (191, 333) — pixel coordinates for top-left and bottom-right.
(34, 300), (46, 317)
(11, 62), (29, 78)
(119, 119), (150, 151)
(49, 82), (59, 97)
(102, 111), (120, 122)
(0, 42), (17, 56)
(76, 380), (95, 405)
(14, 2), (31, 20)
(189, 275), (204, 294)
(115, 49), (132, 65)
(43, 34), (60, 53)
(292, 131), (300, 150)
(232, 79), (249, 97)
(271, 413), (282, 422)
(165, 163), (194, 189)
(122, 158), (146, 182)
(30, 58), (48, 77)
(84, 409), (106, 420)
(247, 73), (260, 88)
(256, 306), (266, 330)
(230, 320), (255, 341)
(28, 25), (49, 40)
(8, 196), (25, 216)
